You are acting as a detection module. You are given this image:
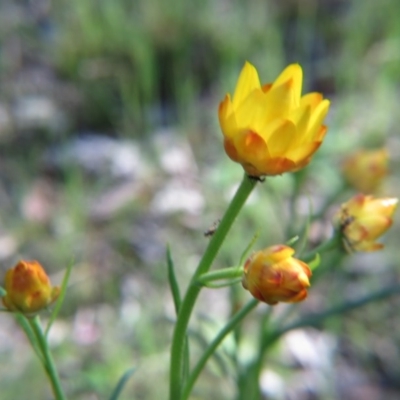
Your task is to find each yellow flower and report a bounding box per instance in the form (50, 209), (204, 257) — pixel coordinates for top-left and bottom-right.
(242, 245), (312, 305)
(2, 260), (60, 314)
(342, 148), (388, 193)
(219, 62), (330, 176)
(334, 194), (398, 252)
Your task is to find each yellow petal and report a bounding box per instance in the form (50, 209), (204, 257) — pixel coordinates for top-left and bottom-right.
(300, 92), (323, 110)
(266, 119), (297, 157)
(233, 130), (270, 169)
(285, 141), (321, 163)
(307, 99), (330, 140)
(263, 245), (295, 262)
(288, 105), (312, 144)
(218, 94), (238, 139)
(234, 90), (271, 133)
(232, 62), (261, 109)
(271, 64), (303, 108)
(357, 215), (393, 239)
(264, 79), (298, 121)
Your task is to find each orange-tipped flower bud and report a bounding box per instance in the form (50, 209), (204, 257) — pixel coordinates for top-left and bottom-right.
(342, 149), (388, 193)
(334, 194), (398, 252)
(242, 245), (312, 305)
(2, 260), (60, 314)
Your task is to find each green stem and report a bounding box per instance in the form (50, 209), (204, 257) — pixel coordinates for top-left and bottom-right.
(237, 306), (272, 400)
(301, 232), (342, 262)
(169, 174), (257, 400)
(182, 299), (259, 400)
(29, 316), (67, 400)
(197, 266), (243, 285)
(262, 283), (400, 351)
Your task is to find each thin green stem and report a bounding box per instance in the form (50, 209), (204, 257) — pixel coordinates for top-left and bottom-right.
(301, 232), (342, 262)
(29, 316), (67, 400)
(197, 266), (243, 285)
(182, 299), (259, 400)
(169, 174), (257, 400)
(262, 283), (400, 351)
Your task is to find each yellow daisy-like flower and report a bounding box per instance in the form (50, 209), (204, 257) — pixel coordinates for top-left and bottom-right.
(219, 62), (330, 176)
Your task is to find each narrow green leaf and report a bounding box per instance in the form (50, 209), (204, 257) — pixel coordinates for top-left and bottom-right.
(45, 259), (74, 336)
(188, 328), (230, 377)
(239, 230), (260, 266)
(0, 286), (6, 297)
(167, 245), (190, 383)
(309, 253), (321, 271)
(286, 235), (299, 246)
(109, 367), (137, 400)
(167, 245), (181, 314)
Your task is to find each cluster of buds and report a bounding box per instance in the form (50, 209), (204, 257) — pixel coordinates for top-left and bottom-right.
(218, 63), (398, 306)
(2, 260), (60, 314)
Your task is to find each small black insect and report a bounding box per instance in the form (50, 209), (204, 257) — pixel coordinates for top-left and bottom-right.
(204, 219), (221, 237)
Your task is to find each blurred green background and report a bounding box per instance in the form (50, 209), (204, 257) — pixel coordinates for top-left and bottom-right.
(0, 0), (400, 399)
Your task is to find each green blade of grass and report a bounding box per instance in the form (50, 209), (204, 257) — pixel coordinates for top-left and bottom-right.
(109, 367), (137, 400)
(167, 245), (190, 385)
(45, 259), (74, 336)
(239, 230), (260, 266)
(167, 245), (181, 314)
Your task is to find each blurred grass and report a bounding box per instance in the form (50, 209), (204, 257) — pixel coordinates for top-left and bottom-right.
(0, 0), (400, 399)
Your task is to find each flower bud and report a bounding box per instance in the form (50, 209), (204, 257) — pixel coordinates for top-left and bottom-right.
(242, 245), (312, 305)
(2, 260), (60, 313)
(334, 194), (398, 252)
(342, 149), (388, 193)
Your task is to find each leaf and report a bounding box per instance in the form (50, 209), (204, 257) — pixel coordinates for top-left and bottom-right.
(239, 230), (260, 266)
(166, 245), (189, 383)
(286, 235), (299, 246)
(167, 245), (181, 314)
(45, 259), (74, 336)
(108, 367), (137, 400)
(188, 328), (230, 377)
(309, 253), (321, 271)
(0, 286), (6, 297)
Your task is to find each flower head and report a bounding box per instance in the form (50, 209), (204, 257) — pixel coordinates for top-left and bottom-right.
(219, 62), (330, 176)
(334, 194), (398, 252)
(242, 245), (312, 305)
(2, 260), (60, 314)
(342, 148), (388, 193)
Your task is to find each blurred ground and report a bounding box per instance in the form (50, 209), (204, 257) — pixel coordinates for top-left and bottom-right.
(1, 0), (400, 399)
